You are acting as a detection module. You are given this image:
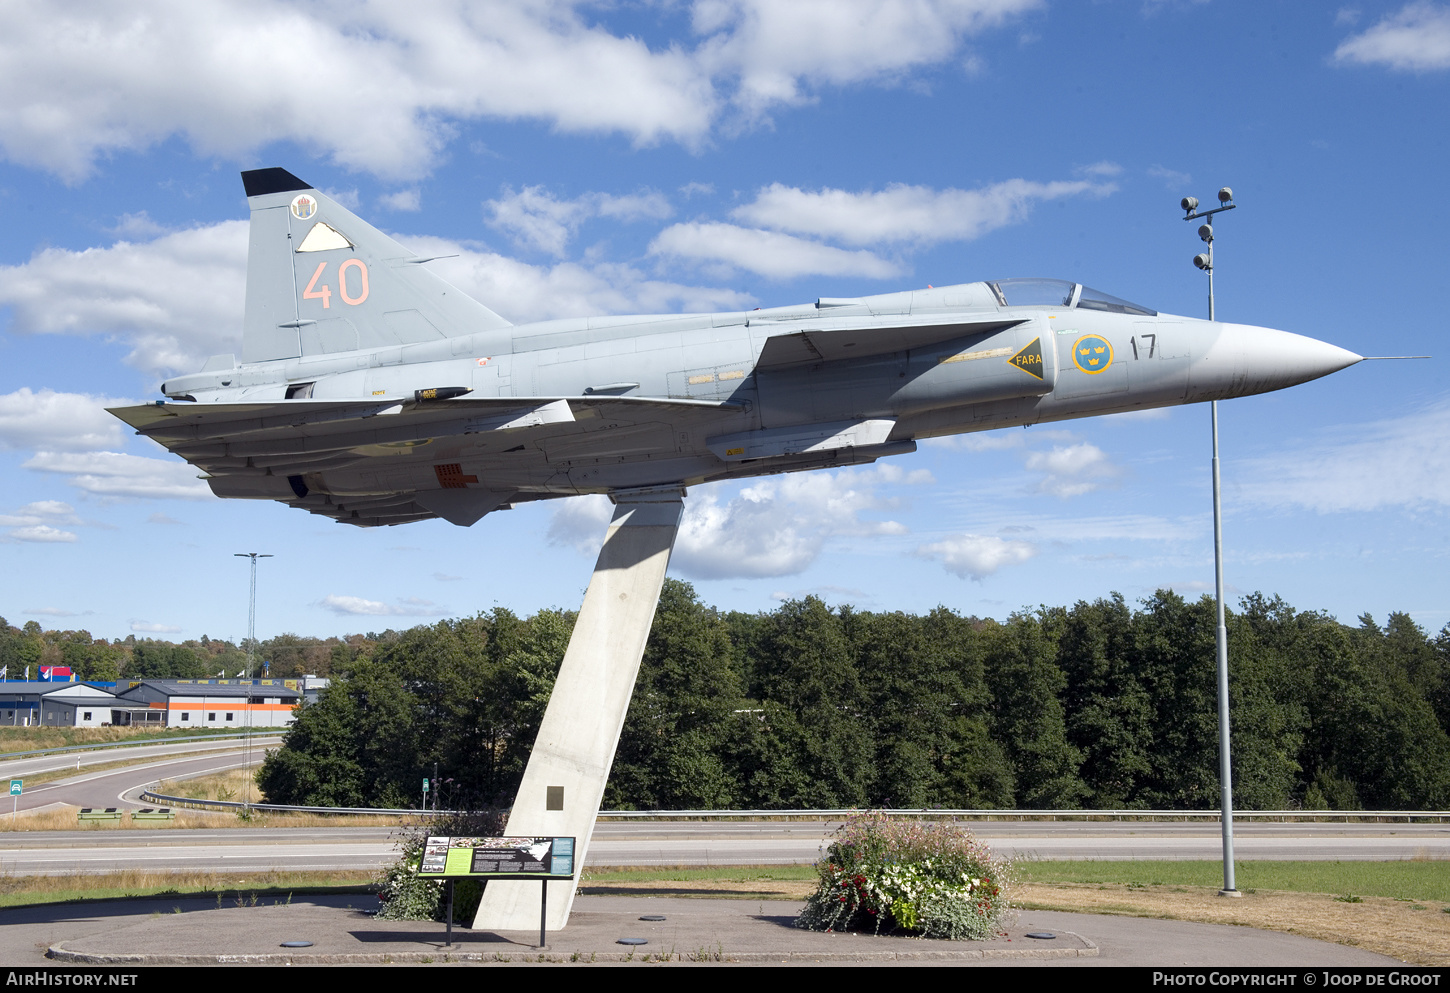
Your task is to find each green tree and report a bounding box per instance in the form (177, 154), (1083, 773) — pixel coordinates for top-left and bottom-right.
(1056, 595), (1154, 808)
(751, 597), (874, 807)
(981, 613), (1086, 808)
(607, 580), (746, 809)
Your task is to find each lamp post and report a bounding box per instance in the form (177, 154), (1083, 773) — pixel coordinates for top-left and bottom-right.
(1181, 188), (1240, 898)
(234, 552), (272, 815)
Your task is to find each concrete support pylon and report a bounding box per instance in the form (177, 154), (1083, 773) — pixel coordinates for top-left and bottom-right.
(472, 487), (684, 931)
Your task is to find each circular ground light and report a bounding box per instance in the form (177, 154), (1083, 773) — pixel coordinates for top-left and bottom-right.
(1025, 932), (1057, 940)
(617, 938), (648, 946)
(639, 915), (666, 921)
(280, 941), (314, 948)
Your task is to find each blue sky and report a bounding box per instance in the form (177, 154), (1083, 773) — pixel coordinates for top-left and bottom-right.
(0, 0), (1445, 644)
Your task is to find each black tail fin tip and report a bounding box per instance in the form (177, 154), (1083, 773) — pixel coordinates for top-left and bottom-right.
(241, 168), (312, 198)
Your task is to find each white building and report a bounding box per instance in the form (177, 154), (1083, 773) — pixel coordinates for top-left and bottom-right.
(0, 682), (121, 727)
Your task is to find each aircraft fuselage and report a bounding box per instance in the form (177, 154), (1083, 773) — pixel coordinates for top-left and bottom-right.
(111, 171), (1360, 528)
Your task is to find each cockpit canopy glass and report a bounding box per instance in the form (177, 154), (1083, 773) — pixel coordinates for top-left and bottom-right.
(1076, 284), (1157, 316)
(988, 278), (1074, 307)
(988, 278), (1157, 317)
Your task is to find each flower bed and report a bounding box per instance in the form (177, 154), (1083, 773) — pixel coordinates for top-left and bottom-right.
(796, 811), (1013, 940)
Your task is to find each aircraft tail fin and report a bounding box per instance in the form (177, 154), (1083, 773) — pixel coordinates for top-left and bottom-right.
(240, 168), (511, 364)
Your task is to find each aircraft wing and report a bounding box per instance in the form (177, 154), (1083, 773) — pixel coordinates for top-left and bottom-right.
(109, 395), (744, 528)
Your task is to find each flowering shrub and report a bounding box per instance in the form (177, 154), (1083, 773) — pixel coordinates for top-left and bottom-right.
(795, 811), (1013, 940)
(375, 810), (504, 923)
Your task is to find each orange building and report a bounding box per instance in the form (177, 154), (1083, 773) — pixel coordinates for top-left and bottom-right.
(111, 679), (302, 728)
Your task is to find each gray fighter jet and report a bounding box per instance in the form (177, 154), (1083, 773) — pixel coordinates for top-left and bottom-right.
(108, 168), (1362, 526)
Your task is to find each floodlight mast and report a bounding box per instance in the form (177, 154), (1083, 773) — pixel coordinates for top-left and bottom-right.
(234, 553), (273, 676)
(1182, 188), (1240, 898)
(234, 551), (272, 816)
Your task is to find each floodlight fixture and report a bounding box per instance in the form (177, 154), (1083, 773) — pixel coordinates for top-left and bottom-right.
(1218, 187), (1233, 204)
(1181, 196), (1199, 213)
(1199, 223), (1214, 243)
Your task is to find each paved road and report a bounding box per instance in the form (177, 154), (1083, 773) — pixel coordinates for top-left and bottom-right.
(2, 820), (1448, 875)
(4, 748), (271, 814)
(0, 735), (281, 784)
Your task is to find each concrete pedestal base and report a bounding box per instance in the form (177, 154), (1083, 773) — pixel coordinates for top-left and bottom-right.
(471, 489), (684, 931)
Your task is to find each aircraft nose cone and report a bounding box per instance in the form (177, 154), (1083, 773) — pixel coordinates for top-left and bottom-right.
(1195, 323), (1362, 399)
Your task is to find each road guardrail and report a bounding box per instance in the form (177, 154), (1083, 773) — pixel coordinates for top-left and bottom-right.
(132, 794), (1450, 823)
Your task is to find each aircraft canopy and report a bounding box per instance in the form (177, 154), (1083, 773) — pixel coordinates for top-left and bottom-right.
(988, 278), (1157, 317)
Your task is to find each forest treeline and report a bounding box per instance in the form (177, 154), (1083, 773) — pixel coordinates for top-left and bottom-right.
(0, 620), (367, 682)
(252, 582), (1450, 812)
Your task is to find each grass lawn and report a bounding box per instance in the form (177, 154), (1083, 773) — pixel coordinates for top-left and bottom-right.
(1014, 859), (1450, 903)
(0, 869), (376, 909)
(0, 725), (268, 755)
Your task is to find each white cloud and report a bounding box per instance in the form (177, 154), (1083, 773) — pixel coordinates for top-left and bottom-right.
(0, 389), (130, 452)
(0, 2), (715, 182)
(9, 525), (77, 543)
(318, 594), (446, 617)
(0, 223), (752, 375)
(546, 493), (614, 554)
(23, 451), (213, 501)
(3, 501), (85, 543)
(0, 501), (81, 527)
(548, 464), (927, 578)
(1147, 165), (1192, 189)
(488, 187), (586, 257)
(596, 192), (676, 223)
(486, 186), (674, 257)
(131, 621), (181, 633)
(692, 0), (1041, 117)
(674, 472), (910, 578)
(323, 187), (361, 211)
(922, 510), (1201, 545)
(649, 222), (901, 279)
(915, 533), (1036, 579)
(24, 607), (87, 617)
(1238, 398), (1450, 512)
(1024, 442), (1122, 497)
(1334, 2), (1450, 70)
(107, 211), (168, 239)
(379, 190), (422, 212)
(0, 222), (247, 374)
(729, 178), (1114, 247)
(420, 236), (756, 321)
(0, 2), (1039, 182)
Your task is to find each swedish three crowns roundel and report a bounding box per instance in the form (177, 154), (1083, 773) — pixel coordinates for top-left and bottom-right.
(1072, 334), (1113, 374)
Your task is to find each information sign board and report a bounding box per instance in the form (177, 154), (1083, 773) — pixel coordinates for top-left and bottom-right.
(9, 780), (20, 796)
(416, 836), (574, 879)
